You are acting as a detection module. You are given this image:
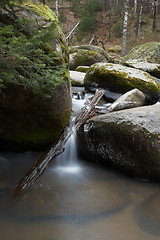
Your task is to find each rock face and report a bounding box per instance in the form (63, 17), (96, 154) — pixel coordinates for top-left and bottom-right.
(107, 88), (146, 112)
(69, 45), (114, 70)
(78, 104), (160, 181)
(0, 1), (72, 151)
(84, 63), (160, 103)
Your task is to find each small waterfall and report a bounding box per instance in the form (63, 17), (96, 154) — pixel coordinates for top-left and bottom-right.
(54, 119), (81, 174)
(53, 87), (94, 174)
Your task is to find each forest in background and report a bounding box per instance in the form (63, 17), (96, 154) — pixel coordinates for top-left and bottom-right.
(0, 0), (159, 61)
(44, 0), (160, 59)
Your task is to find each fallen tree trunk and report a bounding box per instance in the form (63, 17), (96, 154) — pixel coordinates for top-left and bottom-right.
(12, 89), (106, 197)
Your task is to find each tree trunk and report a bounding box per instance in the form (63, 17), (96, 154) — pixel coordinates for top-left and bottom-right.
(153, 0), (158, 31)
(135, 0), (143, 37)
(55, 0), (59, 19)
(121, 0), (129, 57)
(133, 0), (137, 16)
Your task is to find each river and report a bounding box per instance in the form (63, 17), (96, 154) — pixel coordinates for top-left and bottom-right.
(0, 87), (160, 240)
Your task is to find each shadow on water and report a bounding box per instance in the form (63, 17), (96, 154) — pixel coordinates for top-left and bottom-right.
(134, 192), (160, 236)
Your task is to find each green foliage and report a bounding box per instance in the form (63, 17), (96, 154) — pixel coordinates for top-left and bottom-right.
(67, 0), (82, 15)
(0, 22), (67, 97)
(78, 0), (98, 39)
(113, 23), (123, 38)
(59, 10), (66, 23)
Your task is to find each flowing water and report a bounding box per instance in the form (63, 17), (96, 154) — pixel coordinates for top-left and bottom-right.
(0, 87), (160, 240)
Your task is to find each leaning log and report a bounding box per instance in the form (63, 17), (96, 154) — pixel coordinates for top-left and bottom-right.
(11, 89), (106, 197)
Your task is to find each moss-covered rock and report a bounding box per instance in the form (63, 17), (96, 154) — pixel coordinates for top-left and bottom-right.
(0, 1), (72, 151)
(69, 45), (114, 63)
(84, 63), (160, 103)
(78, 104), (160, 181)
(120, 42), (160, 64)
(69, 49), (108, 70)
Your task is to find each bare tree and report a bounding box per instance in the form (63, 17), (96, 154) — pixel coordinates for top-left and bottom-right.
(153, 0), (158, 31)
(55, 0), (59, 19)
(121, 0), (129, 57)
(133, 0), (137, 16)
(135, 0), (143, 37)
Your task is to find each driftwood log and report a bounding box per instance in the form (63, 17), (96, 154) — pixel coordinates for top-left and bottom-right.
(11, 89), (106, 197)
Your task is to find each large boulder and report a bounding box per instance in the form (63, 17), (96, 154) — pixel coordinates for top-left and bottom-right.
(0, 1), (72, 151)
(69, 45), (114, 70)
(120, 42), (160, 64)
(78, 104), (160, 181)
(120, 42), (160, 78)
(84, 63), (160, 103)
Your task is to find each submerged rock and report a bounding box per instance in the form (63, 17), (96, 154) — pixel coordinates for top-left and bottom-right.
(78, 104), (160, 181)
(0, 1), (71, 151)
(84, 63), (160, 103)
(107, 88), (146, 112)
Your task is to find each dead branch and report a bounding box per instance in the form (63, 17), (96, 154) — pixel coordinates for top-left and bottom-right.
(66, 21), (80, 44)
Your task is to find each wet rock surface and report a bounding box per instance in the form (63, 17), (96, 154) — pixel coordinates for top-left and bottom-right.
(107, 88), (146, 112)
(78, 104), (160, 181)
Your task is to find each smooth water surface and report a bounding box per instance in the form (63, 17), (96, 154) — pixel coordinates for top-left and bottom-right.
(0, 87), (160, 240)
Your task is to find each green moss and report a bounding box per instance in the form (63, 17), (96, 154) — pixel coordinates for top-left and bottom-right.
(85, 63), (160, 94)
(69, 49), (107, 70)
(75, 66), (90, 73)
(69, 45), (114, 63)
(108, 45), (122, 53)
(121, 42), (160, 64)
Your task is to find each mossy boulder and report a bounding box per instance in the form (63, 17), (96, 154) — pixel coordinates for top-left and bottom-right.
(84, 63), (160, 103)
(69, 49), (107, 70)
(78, 104), (160, 181)
(69, 45), (114, 62)
(69, 45), (114, 70)
(0, 1), (71, 151)
(120, 42), (160, 64)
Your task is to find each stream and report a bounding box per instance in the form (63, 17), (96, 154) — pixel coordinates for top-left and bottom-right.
(0, 87), (160, 240)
